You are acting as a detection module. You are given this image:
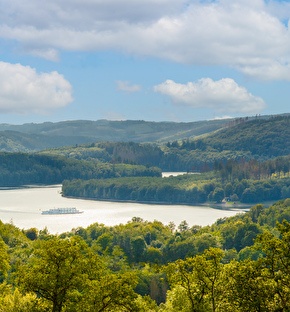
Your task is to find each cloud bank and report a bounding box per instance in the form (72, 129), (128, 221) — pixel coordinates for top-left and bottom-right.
(0, 62), (73, 114)
(154, 78), (266, 114)
(0, 0), (290, 80)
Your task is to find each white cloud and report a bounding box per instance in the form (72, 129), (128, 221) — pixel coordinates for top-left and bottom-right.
(116, 81), (141, 93)
(154, 78), (266, 114)
(238, 61), (290, 81)
(28, 48), (60, 62)
(0, 62), (73, 114)
(0, 0), (185, 28)
(1, 0), (290, 80)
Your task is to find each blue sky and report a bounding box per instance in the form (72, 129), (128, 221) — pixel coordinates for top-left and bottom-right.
(0, 0), (290, 124)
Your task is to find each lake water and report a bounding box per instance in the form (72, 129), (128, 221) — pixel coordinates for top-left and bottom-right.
(0, 185), (242, 234)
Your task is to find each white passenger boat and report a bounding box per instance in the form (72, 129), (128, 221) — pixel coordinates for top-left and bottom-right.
(41, 207), (83, 215)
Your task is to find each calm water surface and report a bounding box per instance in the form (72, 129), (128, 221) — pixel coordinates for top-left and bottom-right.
(0, 185), (241, 234)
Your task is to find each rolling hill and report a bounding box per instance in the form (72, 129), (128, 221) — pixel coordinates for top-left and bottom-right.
(38, 114), (290, 172)
(0, 119), (230, 152)
(193, 114), (290, 158)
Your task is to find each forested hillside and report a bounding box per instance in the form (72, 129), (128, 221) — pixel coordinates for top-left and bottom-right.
(161, 115), (290, 171)
(0, 153), (161, 186)
(39, 115), (290, 173)
(0, 115), (289, 177)
(0, 115), (289, 204)
(41, 142), (164, 167)
(62, 157), (290, 204)
(1, 199), (290, 310)
(193, 115), (290, 157)
(0, 118), (229, 152)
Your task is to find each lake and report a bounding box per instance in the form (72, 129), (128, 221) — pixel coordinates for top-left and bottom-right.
(0, 185), (242, 234)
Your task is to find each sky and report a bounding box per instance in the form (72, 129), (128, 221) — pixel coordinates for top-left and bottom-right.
(0, 0), (290, 124)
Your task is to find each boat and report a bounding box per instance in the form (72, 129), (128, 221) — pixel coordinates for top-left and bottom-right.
(41, 207), (83, 215)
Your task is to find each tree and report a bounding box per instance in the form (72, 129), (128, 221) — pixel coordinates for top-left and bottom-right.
(131, 236), (146, 262)
(18, 236), (91, 312)
(166, 248), (225, 312)
(211, 187), (224, 203)
(178, 220), (189, 232)
(248, 204), (264, 223)
(256, 221), (290, 310)
(0, 238), (10, 280)
(18, 236), (138, 312)
(193, 233), (221, 254)
(159, 285), (193, 312)
(223, 260), (274, 311)
(0, 286), (48, 312)
(72, 271), (138, 312)
(24, 228), (38, 241)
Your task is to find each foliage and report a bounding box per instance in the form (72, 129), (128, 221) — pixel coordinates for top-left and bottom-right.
(62, 172), (290, 204)
(165, 248), (225, 311)
(1, 199), (290, 310)
(159, 115), (290, 171)
(0, 152), (161, 186)
(17, 236), (138, 312)
(0, 239), (10, 279)
(195, 115), (290, 158)
(62, 174), (213, 204)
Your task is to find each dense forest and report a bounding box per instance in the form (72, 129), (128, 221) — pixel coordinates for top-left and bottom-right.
(1, 199), (290, 310)
(2, 146), (288, 204)
(194, 115), (290, 157)
(62, 155), (290, 204)
(0, 153), (161, 186)
(160, 115), (290, 171)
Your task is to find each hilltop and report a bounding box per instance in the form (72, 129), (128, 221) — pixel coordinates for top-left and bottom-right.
(35, 114), (290, 172)
(0, 118), (229, 152)
(0, 113), (288, 154)
(193, 114), (290, 158)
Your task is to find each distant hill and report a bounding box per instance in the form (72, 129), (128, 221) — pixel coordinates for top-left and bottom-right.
(0, 114), (288, 159)
(38, 114), (290, 172)
(193, 115), (290, 158)
(0, 119), (229, 152)
(0, 114), (289, 187)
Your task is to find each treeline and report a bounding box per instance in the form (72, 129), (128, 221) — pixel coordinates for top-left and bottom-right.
(62, 173), (290, 204)
(160, 148), (252, 172)
(0, 152), (161, 186)
(98, 142), (164, 166)
(162, 115), (290, 171)
(41, 142), (255, 172)
(42, 141), (165, 168)
(1, 199), (290, 310)
(215, 155), (290, 181)
(62, 176), (207, 204)
(41, 116), (290, 173)
(3, 148), (286, 203)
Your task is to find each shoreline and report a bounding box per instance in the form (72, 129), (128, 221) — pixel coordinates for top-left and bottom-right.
(62, 193), (256, 211)
(0, 184), (273, 211)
